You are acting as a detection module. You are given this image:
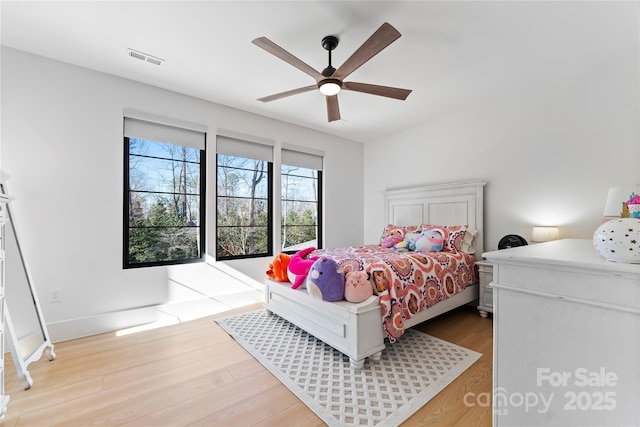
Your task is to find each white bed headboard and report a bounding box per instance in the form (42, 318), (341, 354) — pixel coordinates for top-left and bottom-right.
(382, 180), (486, 256)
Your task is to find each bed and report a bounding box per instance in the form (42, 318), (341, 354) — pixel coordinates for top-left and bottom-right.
(265, 180), (486, 369)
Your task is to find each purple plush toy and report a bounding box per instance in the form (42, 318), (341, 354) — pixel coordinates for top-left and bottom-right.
(306, 257), (345, 302)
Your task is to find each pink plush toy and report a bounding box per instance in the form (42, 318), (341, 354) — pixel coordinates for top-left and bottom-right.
(287, 247), (319, 289)
(414, 229), (444, 253)
(380, 228), (405, 248)
(307, 257), (345, 302)
(344, 271), (373, 303)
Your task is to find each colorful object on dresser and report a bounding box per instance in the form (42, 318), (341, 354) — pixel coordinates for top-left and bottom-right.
(306, 257), (345, 302)
(627, 193), (640, 218)
(380, 228), (405, 248)
(266, 253), (291, 282)
(287, 247), (319, 289)
(344, 271), (374, 303)
(414, 229), (444, 253)
(593, 218), (640, 263)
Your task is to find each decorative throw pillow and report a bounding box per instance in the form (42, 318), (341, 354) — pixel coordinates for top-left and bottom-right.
(461, 228), (478, 254)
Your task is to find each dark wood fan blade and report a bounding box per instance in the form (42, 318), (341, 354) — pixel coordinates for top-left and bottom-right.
(252, 37), (322, 81)
(326, 95), (341, 122)
(342, 81), (412, 100)
(258, 85), (317, 102)
(333, 22), (401, 80)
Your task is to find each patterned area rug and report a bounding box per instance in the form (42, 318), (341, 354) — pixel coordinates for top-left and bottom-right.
(216, 309), (481, 427)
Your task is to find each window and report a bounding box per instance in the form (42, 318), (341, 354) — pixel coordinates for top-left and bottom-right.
(123, 115), (206, 268)
(281, 148), (323, 252)
(216, 135), (273, 260)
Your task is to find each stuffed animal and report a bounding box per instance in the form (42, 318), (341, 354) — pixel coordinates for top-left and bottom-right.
(393, 232), (420, 252)
(380, 228), (405, 248)
(414, 229), (444, 253)
(266, 253), (291, 282)
(287, 247), (319, 289)
(306, 257), (345, 302)
(392, 240), (410, 251)
(628, 193), (640, 218)
(344, 271), (373, 303)
(372, 270), (389, 294)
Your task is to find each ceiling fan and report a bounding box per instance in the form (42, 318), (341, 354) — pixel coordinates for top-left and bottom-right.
(252, 22), (412, 122)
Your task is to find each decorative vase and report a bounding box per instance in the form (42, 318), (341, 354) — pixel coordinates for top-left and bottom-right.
(593, 218), (640, 263)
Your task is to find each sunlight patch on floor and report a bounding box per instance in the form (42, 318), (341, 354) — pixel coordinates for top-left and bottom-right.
(116, 316), (180, 336)
(117, 263), (265, 336)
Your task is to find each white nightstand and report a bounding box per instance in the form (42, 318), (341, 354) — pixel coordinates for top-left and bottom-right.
(476, 260), (493, 318)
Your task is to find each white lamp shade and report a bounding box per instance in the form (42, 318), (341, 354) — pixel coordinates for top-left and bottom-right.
(603, 186), (640, 217)
(531, 226), (560, 242)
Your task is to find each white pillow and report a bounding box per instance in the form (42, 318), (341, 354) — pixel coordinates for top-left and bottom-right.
(461, 228), (478, 254)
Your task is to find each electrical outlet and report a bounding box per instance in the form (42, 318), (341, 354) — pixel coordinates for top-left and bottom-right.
(49, 288), (63, 303)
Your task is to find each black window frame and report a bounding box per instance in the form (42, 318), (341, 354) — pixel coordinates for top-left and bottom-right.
(215, 154), (274, 261)
(123, 136), (206, 269)
(280, 167), (322, 254)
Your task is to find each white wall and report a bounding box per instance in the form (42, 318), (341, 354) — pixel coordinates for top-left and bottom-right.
(0, 47), (364, 340)
(2, 3), (637, 341)
(364, 51), (639, 251)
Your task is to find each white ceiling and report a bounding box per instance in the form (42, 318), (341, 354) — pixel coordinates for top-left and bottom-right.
(1, 1), (636, 143)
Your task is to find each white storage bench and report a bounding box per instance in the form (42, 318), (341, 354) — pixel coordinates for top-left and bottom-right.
(264, 279), (385, 369)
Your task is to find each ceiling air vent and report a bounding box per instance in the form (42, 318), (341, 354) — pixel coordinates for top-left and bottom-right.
(127, 48), (164, 66)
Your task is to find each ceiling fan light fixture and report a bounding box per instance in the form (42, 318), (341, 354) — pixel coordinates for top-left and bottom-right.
(318, 79), (342, 96)
(253, 22), (411, 122)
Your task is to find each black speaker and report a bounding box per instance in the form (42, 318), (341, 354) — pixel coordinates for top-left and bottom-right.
(498, 234), (528, 250)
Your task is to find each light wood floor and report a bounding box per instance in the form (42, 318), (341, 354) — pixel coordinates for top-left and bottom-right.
(2, 304), (492, 426)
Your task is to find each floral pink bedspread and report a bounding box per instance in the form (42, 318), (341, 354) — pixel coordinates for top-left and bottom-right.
(312, 245), (476, 342)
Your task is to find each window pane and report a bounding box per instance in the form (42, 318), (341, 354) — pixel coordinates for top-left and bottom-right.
(217, 197), (269, 227)
(217, 156), (268, 199)
(217, 225), (269, 258)
(129, 192), (200, 227)
(282, 182), (317, 202)
(282, 164), (318, 179)
(282, 200), (318, 221)
(216, 154), (272, 259)
(281, 164), (320, 251)
(125, 136), (204, 268)
(129, 156), (200, 194)
(129, 226), (201, 265)
(129, 138), (200, 162)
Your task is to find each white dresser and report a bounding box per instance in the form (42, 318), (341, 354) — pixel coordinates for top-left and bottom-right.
(0, 195), (10, 418)
(484, 239), (640, 426)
